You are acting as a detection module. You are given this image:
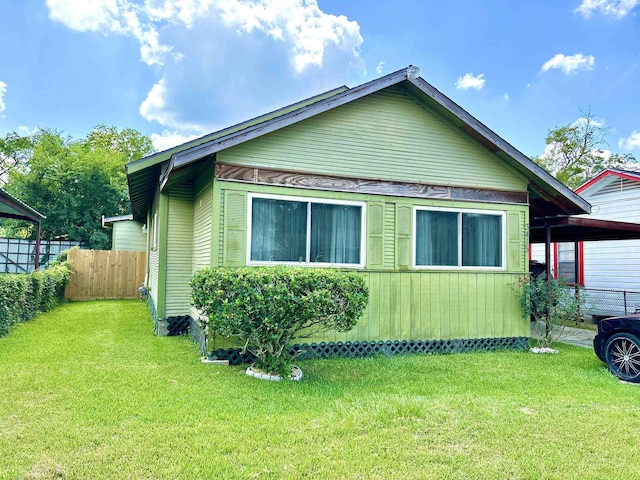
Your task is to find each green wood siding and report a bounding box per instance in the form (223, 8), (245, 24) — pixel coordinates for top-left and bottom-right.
(218, 86), (527, 192)
(112, 221), (147, 251)
(207, 182), (528, 348)
(148, 195), (160, 313)
(209, 271), (526, 350)
(165, 186), (194, 317)
(190, 175), (214, 320)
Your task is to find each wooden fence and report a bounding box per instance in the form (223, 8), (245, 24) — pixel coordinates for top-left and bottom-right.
(65, 249), (146, 301)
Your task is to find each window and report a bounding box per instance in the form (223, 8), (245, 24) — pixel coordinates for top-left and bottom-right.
(248, 194), (365, 267)
(414, 207), (505, 269)
(555, 242), (583, 285)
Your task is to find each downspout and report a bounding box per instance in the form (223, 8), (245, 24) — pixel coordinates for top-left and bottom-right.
(544, 222), (551, 279)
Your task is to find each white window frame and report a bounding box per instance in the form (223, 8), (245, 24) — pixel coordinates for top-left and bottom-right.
(412, 206), (506, 271)
(247, 193), (366, 269)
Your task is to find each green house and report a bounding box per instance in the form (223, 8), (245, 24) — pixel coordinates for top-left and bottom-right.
(126, 66), (590, 360)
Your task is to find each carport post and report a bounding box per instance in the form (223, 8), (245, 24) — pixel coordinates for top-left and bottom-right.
(574, 241), (581, 321)
(544, 222), (552, 337)
(545, 222), (551, 279)
(34, 220), (41, 270)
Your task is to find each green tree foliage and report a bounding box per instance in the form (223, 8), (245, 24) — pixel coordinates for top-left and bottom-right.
(2, 126), (154, 249)
(191, 266), (369, 377)
(533, 108), (638, 189)
(0, 131), (33, 179)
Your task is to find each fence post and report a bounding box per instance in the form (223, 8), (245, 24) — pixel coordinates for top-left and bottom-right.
(624, 290), (628, 315)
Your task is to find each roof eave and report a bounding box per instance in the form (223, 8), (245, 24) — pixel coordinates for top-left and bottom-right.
(405, 76), (591, 216)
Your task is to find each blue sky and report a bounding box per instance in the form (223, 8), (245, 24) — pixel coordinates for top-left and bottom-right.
(0, 0), (638, 158)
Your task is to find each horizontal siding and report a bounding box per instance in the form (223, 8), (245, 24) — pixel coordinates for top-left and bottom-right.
(113, 221), (147, 251)
(190, 181), (213, 319)
(579, 181), (640, 291)
(149, 248), (159, 307)
(219, 86), (526, 192)
(165, 186), (194, 317)
(209, 271), (526, 351)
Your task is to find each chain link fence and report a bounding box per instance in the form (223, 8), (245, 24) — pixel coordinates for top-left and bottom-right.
(576, 287), (640, 319)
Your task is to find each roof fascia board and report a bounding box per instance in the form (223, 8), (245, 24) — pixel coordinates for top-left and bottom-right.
(170, 68), (413, 170)
(406, 76), (591, 215)
(576, 169), (640, 194)
(0, 189), (45, 221)
(125, 85), (351, 176)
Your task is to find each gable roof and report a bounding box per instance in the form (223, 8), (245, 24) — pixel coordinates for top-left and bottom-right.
(0, 188), (45, 223)
(126, 66), (591, 221)
(576, 168), (640, 195)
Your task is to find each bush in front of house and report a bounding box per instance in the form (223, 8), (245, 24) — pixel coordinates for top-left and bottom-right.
(191, 266), (369, 377)
(0, 263), (71, 337)
(515, 274), (582, 348)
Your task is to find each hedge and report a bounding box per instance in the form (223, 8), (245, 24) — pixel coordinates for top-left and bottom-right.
(0, 262), (71, 337)
(191, 266), (369, 377)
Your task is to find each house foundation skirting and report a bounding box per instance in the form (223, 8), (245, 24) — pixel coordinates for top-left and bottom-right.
(206, 336), (530, 366)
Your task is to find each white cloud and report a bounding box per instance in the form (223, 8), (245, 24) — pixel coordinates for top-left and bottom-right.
(376, 61), (386, 75)
(619, 131), (640, 151)
(139, 77), (206, 132)
(46, 0), (179, 66)
(503, 93), (510, 101)
(455, 73), (485, 90)
(540, 53), (595, 75)
(575, 0), (639, 18)
(47, 0), (364, 140)
(0, 81), (6, 113)
(216, 0), (363, 73)
(47, 0), (362, 72)
(150, 130), (201, 151)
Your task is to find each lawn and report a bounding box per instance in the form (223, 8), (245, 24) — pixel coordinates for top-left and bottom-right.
(1, 301), (639, 479)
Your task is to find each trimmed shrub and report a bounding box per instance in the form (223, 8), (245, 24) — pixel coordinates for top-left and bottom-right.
(191, 266), (369, 376)
(0, 263), (71, 337)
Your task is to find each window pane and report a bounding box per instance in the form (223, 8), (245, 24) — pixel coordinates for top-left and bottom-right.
(415, 210), (458, 266)
(251, 198), (307, 262)
(310, 203), (361, 264)
(462, 213), (501, 267)
(557, 242), (576, 283)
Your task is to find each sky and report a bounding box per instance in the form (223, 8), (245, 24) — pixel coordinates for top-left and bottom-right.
(0, 0), (639, 159)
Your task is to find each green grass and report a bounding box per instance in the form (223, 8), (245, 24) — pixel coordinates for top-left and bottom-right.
(1, 301), (639, 479)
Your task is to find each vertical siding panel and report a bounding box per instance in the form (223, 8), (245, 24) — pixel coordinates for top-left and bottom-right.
(458, 274), (470, 339)
(410, 273), (422, 340)
(467, 274), (479, 338)
(399, 273), (411, 340)
(379, 273), (391, 340)
(368, 272), (380, 340)
(421, 273), (431, 339)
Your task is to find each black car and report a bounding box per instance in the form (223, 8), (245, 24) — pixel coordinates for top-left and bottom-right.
(594, 315), (640, 383)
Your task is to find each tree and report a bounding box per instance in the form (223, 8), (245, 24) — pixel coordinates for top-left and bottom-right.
(2, 126), (154, 249)
(533, 107), (638, 189)
(0, 132), (33, 181)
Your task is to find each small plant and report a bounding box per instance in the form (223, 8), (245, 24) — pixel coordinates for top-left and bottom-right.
(516, 274), (582, 348)
(191, 266), (369, 377)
